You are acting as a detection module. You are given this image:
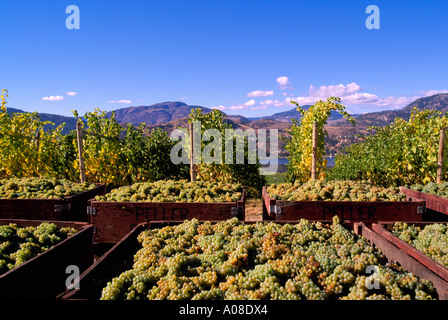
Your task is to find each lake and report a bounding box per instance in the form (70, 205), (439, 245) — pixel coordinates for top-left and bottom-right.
(259, 157), (335, 168)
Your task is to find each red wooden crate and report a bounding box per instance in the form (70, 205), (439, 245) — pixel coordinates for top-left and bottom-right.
(0, 183), (106, 222)
(354, 221), (448, 300)
(262, 186), (426, 223)
(0, 219), (95, 299)
(87, 189), (246, 243)
(400, 187), (448, 216)
(371, 221), (448, 286)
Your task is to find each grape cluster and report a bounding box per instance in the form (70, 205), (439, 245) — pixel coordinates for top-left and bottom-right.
(392, 222), (448, 268)
(0, 222), (78, 274)
(409, 182), (448, 198)
(0, 177), (96, 199)
(94, 180), (243, 203)
(100, 217), (437, 300)
(267, 180), (406, 202)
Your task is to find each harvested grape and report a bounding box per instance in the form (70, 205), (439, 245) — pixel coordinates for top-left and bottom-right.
(94, 179), (244, 203)
(0, 222), (78, 275)
(267, 180), (406, 202)
(408, 182), (448, 198)
(100, 217), (437, 300)
(0, 177), (96, 199)
(392, 222), (448, 268)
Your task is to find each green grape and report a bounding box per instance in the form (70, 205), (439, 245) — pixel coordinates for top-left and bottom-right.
(0, 176), (96, 199)
(94, 179), (243, 203)
(100, 217), (438, 300)
(267, 180), (406, 202)
(0, 222), (78, 275)
(392, 222), (448, 269)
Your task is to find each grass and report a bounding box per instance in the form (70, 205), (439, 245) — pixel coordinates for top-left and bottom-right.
(264, 172), (287, 185)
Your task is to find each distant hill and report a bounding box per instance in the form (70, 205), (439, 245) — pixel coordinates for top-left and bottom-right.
(6, 93), (448, 157)
(402, 93), (448, 112)
(109, 101), (213, 126)
(329, 93), (448, 128)
(4, 107), (78, 134)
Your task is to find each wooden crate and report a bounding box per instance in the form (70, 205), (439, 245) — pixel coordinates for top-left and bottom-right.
(0, 183), (106, 222)
(262, 186), (426, 223)
(0, 219), (95, 299)
(354, 221), (448, 300)
(87, 189), (246, 243)
(400, 187), (448, 218)
(59, 219), (448, 300)
(370, 221), (448, 290)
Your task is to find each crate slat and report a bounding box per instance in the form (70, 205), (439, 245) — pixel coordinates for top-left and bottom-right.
(400, 187), (448, 216)
(262, 186), (426, 223)
(355, 222), (448, 300)
(0, 219), (95, 299)
(88, 189), (246, 243)
(0, 183), (106, 222)
(371, 221), (448, 285)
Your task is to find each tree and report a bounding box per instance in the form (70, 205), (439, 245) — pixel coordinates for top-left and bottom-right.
(188, 108), (266, 197)
(327, 108), (448, 186)
(285, 97), (355, 183)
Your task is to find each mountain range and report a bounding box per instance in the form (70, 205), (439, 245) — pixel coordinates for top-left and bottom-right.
(5, 93), (448, 156)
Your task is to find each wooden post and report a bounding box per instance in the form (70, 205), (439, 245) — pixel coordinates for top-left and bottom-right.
(189, 122), (196, 182)
(437, 128), (446, 184)
(311, 121), (318, 180)
(76, 120), (86, 183)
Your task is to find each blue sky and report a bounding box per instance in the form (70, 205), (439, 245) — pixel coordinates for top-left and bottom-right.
(1, 0), (448, 118)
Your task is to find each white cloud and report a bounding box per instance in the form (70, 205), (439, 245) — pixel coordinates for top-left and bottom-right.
(340, 92), (379, 105)
(416, 90), (448, 97)
(108, 99), (132, 104)
(276, 76), (293, 90)
(229, 105), (247, 111)
(276, 76), (290, 86)
(42, 95), (64, 101)
(212, 105), (227, 111)
(247, 90), (274, 98)
(244, 99), (256, 106)
(309, 82), (362, 98)
(66, 91), (78, 96)
(250, 105), (268, 111)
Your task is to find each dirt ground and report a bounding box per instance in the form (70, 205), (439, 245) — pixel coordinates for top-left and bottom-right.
(244, 198), (263, 221)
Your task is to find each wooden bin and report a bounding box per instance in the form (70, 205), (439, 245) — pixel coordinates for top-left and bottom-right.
(354, 221), (448, 300)
(0, 219), (95, 299)
(0, 183), (106, 222)
(87, 189), (246, 243)
(60, 219), (448, 300)
(369, 221), (448, 294)
(262, 186), (426, 223)
(400, 187), (448, 219)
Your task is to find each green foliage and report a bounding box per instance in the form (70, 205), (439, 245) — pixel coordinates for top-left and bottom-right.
(285, 97), (355, 183)
(327, 108), (448, 186)
(0, 89), (73, 179)
(72, 108), (189, 187)
(188, 108), (266, 198)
